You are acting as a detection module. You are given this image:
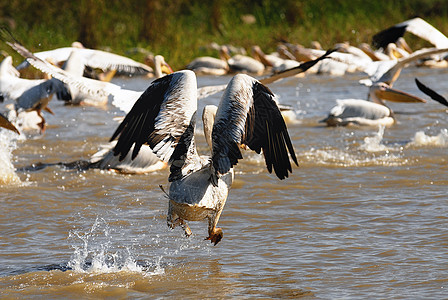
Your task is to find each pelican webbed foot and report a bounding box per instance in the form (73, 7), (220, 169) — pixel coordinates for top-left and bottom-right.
(206, 227), (223, 246)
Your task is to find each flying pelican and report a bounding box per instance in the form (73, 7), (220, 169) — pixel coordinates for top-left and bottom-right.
(321, 82), (426, 127)
(54, 50), (172, 106)
(373, 17), (448, 50)
(15, 41), (154, 77)
(110, 70), (298, 245)
(415, 78), (448, 108)
(372, 17), (448, 67)
(0, 112), (19, 134)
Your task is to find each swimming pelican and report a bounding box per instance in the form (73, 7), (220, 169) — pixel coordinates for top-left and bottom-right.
(251, 45), (300, 73)
(415, 78), (448, 108)
(221, 46), (266, 75)
(0, 112), (19, 134)
(110, 70), (298, 245)
(186, 47), (229, 75)
(321, 82), (426, 127)
(358, 43), (391, 61)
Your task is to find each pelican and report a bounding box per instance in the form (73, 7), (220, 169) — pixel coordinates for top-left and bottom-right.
(372, 17), (448, 50)
(251, 45), (300, 73)
(372, 17), (448, 67)
(0, 55), (66, 132)
(321, 82), (426, 127)
(55, 50), (172, 106)
(357, 47), (448, 87)
(185, 47), (229, 75)
(358, 43), (391, 61)
(15, 41), (154, 77)
(0, 112), (19, 134)
(415, 78), (448, 108)
(220, 46), (266, 75)
(110, 70), (298, 245)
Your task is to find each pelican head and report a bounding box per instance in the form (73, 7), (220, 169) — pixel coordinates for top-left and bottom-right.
(145, 55), (173, 78)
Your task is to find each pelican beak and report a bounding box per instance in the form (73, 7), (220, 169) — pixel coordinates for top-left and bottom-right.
(376, 86), (426, 103)
(0, 113), (20, 134)
(161, 62), (174, 74)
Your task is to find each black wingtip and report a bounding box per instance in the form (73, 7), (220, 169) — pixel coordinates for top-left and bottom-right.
(372, 24), (407, 49)
(415, 78), (448, 108)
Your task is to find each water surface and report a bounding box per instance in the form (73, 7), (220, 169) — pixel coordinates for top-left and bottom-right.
(1, 66), (447, 299)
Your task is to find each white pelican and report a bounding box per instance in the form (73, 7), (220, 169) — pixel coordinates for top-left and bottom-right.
(110, 70), (298, 245)
(321, 82), (426, 127)
(0, 56), (66, 131)
(372, 17), (448, 67)
(373, 17), (448, 50)
(415, 78), (448, 108)
(251, 45), (300, 73)
(21, 140), (167, 174)
(358, 43), (392, 61)
(357, 47), (448, 87)
(220, 46), (266, 75)
(15, 42), (154, 77)
(54, 50), (172, 106)
(0, 112), (19, 134)
(86, 141), (167, 174)
(185, 47), (229, 76)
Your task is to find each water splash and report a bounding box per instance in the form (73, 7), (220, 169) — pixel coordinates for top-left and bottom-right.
(67, 216), (156, 274)
(0, 129), (21, 185)
(302, 127), (407, 167)
(359, 125), (389, 152)
(407, 129), (448, 147)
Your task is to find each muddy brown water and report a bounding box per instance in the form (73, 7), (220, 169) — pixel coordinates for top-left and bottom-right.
(1, 66), (447, 299)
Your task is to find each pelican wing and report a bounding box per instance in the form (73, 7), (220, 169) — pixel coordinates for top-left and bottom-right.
(17, 46), (152, 75)
(2, 37), (116, 99)
(373, 17), (448, 49)
(260, 48), (338, 84)
(77, 48), (153, 75)
(415, 78), (448, 108)
(211, 74), (298, 180)
(376, 47), (448, 86)
(111, 71), (198, 163)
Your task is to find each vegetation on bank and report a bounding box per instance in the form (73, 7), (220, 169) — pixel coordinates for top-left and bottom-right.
(1, 0), (448, 72)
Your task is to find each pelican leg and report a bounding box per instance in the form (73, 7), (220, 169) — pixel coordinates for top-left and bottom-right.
(36, 109), (46, 133)
(206, 210), (224, 245)
(167, 208), (192, 237)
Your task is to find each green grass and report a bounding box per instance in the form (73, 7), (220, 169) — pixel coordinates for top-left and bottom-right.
(1, 0), (448, 73)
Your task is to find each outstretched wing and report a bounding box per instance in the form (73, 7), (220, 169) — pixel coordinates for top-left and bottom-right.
(372, 17), (448, 49)
(16, 46), (153, 75)
(0, 31), (116, 99)
(212, 74), (298, 180)
(111, 70), (198, 165)
(260, 48), (337, 85)
(415, 78), (448, 108)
